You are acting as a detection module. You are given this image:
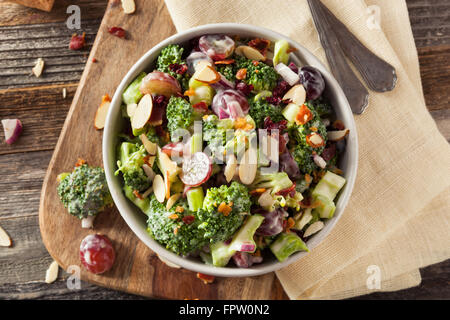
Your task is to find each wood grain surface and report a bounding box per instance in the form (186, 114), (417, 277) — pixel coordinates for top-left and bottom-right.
(0, 0), (449, 300)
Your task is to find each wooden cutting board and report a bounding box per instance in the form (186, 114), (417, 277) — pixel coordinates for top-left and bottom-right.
(39, 0), (288, 300)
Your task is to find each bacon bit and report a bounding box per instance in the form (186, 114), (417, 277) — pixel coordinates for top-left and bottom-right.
(197, 273), (215, 284)
(276, 183), (296, 197)
(304, 173), (313, 184)
(295, 105), (313, 125)
(92, 58), (97, 63)
(214, 59), (235, 65)
(69, 32), (86, 50)
(168, 213), (179, 220)
(306, 133), (325, 148)
(169, 63), (188, 75)
(108, 26), (126, 38)
(252, 60), (260, 66)
(236, 68), (247, 80)
(310, 126), (318, 132)
(287, 47), (298, 54)
(247, 38), (271, 56)
(249, 188), (267, 196)
(218, 202), (232, 216)
(173, 226), (180, 235)
(75, 158), (86, 167)
(182, 215), (195, 225)
(192, 101), (209, 113)
(332, 120), (345, 130)
(184, 88), (196, 96)
(285, 217), (295, 232)
(175, 206), (184, 213)
(133, 190), (144, 200)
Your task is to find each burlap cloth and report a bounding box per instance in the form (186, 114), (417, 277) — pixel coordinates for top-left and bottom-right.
(164, 0), (450, 299)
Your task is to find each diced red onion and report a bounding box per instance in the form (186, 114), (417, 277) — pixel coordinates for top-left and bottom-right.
(2, 119), (22, 145)
(313, 154), (327, 169)
(275, 63), (300, 86)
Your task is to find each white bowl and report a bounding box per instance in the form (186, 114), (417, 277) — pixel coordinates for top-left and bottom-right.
(103, 23), (358, 277)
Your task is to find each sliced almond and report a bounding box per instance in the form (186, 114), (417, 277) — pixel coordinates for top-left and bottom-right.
(238, 148), (258, 185)
(121, 0), (135, 14)
(224, 154), (238, 183)
(193, 64), (220, 84)
(157, 254), (181, 269)
(235, 45), (266, 61)
(309, 132), (324, 146)
(146, 155), (156, 167)
(194, 60), (213, 72)
(32, 58), (44, 77)
(142, 164), (155, 180)
(94, 94), (111, 130)
(153, 174), (165, 203)
(127, 103), (138, 118)
(304, 221), (324, 238)
(327, 129), (349, 141)
(45, 260), (59, 284)
(282, 84), (306, 106)
(0, 225), (12, 247)
(139, 134), (157, 155)
(166, 193), (181, 210)
(258, 189), (274, 208)
(141, 186), (153, 199)
(131, 94), (153, 131)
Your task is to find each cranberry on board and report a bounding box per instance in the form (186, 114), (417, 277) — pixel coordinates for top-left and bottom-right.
(79, 234), (115, 274)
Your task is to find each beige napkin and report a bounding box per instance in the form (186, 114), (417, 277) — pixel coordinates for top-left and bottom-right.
(164, 0), (450, 299)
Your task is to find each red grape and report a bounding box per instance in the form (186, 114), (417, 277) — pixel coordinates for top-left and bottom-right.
(199, 34), (235, 61)
(255, 208), (288, 236)
(79, 234), (115, 274)
(299, 66), (325, 100)
(186, 51), (213, 75)
(211, 89), (249, 119)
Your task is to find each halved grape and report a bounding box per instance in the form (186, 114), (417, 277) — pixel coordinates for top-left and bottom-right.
(299, 66), (325, 100)
(199, 34), (235, 61)
(255, 208), (288, 236)
(79, 234), (115, 274)
(186, 51), (214, 75)
(211, 89), (249, 119)
(180, 152), (212, 186)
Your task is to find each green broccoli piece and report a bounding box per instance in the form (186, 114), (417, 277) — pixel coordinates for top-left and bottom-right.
(199, 182), (252, 243)
(202, 114), (232, 158)
(122, 72), (146, 105)
(166, 96), (194, 141)
(156, 44), (189, 90)
(290, 103), (328, 174)
(235, 55), (278, 92)
(57, 164), (112, 219)
(249, 98), (284, 128)
(306, 98), (333, 118)
(251, 172), (293, 195)
(216, 64), (236, 82)
(115, 142), (151, 192)
(146, 195), (207, 255)
(146, 126), (161, 146)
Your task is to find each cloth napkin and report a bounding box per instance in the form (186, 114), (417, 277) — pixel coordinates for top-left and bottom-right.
(164, 0), (450, 299)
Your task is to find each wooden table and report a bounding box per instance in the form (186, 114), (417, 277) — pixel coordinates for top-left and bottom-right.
(0, 0), (448, 300)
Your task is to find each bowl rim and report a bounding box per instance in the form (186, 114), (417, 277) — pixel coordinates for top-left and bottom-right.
(103, 23), (358, 277)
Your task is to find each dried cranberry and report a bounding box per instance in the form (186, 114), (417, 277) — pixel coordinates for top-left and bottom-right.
(247, 38), (271, 56)
(288, 62), (299, 74)
(192, 101), (209, 112)
(108, 27), (126, 38)
(182, 215), (195, 225)
(169, 63), (188, 75)
(69, 33), (85, 50)
(272, 81), (291, 101)
(265, 96), (282, 105)
(235, 81), (254, 96)
(321, 143), (337, 162)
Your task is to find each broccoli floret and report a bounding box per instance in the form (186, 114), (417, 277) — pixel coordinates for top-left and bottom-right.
(235, 55), (278, 92)
(146, 195), (207, 255)
(156, 44), (189, 90)
(251, 172), (293, 195)
(202, 114), (232, 158)
(57, 164), (112, 219)
(306, 98), (333, 118)
(290, 103), (328, 174)
(249, 99), (284, 128)
(146, 126), (161, 146)
(115, 143), (151, 192)
(200, 182), (252, 242)
(166, 96), (194, 141)
(216, 64), (236, 82)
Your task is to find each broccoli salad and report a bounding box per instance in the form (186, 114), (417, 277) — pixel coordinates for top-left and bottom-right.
(116, 34), (350, 268)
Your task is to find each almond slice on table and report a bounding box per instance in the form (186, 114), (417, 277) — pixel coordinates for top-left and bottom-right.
(32, 58), (44, 77)
(327, 129), (349, 141)
(166, 193), (181, 210)
(235, 45), (266, 61)
(224, 154), (238, 183)
(239, 148), (258, 185)
(94, 94), (112, 130)
(153, 174), (165, 203)
(0, 225), (12, 247)
(131, 94), (153, 131)
(157, 254), (181, 269)
(193, 64), (220, 84)
(121, 0), (135, 14)
(304, 221), (324, 238)
(45, 260), (59, 284)
(282, 84), (306, 106)
(139, 134), (157, 155)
